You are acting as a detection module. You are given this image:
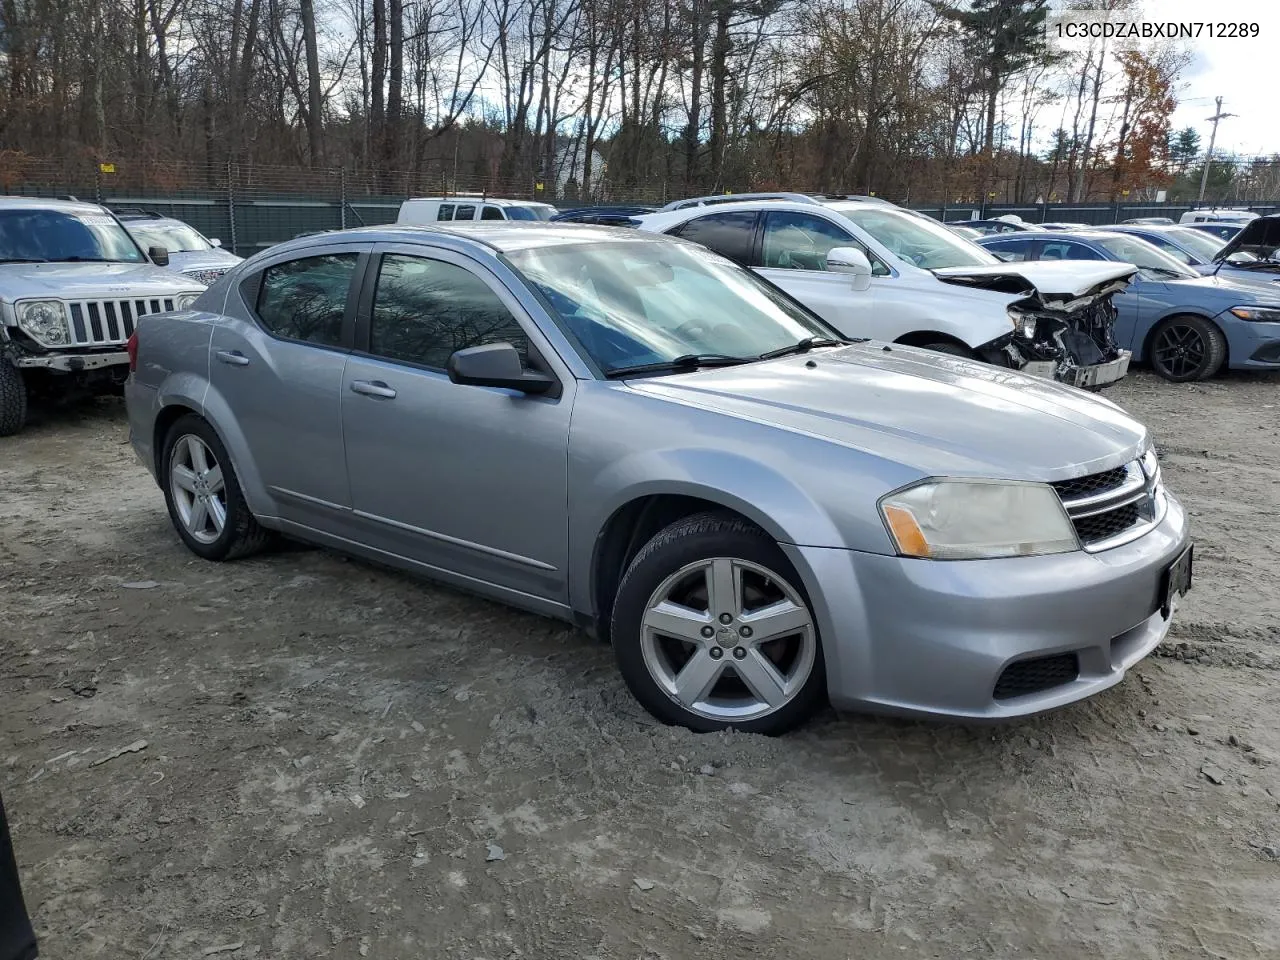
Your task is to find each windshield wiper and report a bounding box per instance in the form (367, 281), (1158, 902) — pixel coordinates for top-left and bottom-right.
(0, 257), (49, 263)
(756, 336), (849, 361)
(605, 354), (751, 379)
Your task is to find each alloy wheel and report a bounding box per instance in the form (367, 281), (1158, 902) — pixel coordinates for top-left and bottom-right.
(169, 434), (227, 545)
(639, 557), (816, 722)
(1152, 323), (1207, 379)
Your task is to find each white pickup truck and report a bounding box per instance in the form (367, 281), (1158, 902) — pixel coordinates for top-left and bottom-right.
(0, 197), (204, 435)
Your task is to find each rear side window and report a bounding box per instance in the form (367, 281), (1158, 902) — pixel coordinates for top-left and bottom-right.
(455, 205), (477, 220)
(437, 204), (455, 222)
(1039, 241), (1103, 261)
(254, 253), (358, 347)
(983, 238), (1034, 262)
(669, 211), (758, 266)
(481, 205), (505, 221)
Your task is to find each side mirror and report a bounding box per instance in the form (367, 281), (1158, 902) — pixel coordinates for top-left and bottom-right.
(148, 245), (169, 267)
(209, 238), (222, 248)
(447, 342), (554, 395)
(826, 246), (873, 291)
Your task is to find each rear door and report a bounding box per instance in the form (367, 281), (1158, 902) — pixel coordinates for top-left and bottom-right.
(210, 244), (368, 525)
(339, 243), (574, 606)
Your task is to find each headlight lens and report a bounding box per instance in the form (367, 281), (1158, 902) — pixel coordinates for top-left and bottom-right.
(1229, 305), (1280, 322)
(879, 479), (1079, 560)
(16, 300), (69, 346)
(174, 292), (201, 310)
(1008, 308), (1037, 339)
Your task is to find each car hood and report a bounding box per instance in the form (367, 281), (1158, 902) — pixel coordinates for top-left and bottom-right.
(168, 249), (244, 272)
(1214, 215), (1279, 260)
(1164, 272), (1280, 302)
(932, 261), (1136, 309)
(0, 262), (203, 298)
(626, 343), (1147, 481)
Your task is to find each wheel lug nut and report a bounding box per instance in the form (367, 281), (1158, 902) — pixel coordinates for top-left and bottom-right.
(701, 625), (714, 638)
(733, 647), (746, 660)
(739, 626), (752, 638)
(718, 613), (732, 624)
(710, 647), (724, 660)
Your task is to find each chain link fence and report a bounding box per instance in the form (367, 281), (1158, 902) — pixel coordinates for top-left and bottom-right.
(1, 153), (1277, 254)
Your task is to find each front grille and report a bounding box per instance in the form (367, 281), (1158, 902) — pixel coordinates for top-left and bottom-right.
(1052, 459), (1157, 550)
(1050, 465), (1127, 502)
(185, 268), (227, 285)
(994, 652), (1080, 700)
(66, 298), (176, 346)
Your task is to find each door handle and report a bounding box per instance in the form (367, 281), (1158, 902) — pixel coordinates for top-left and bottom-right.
(350, 379), (397, 399)
(216, 350), (250, 366)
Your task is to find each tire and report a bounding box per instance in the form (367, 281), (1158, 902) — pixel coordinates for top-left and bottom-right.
(160, 414), (271, 561)
(0, 362), (28, 436)
(1148, 315), (1226, 382)
(611, 512), (826, 735)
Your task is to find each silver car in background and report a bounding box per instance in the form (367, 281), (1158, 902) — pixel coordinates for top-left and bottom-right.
(124, 223), (1192, 733)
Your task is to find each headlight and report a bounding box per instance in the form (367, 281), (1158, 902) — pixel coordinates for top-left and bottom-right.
(879, 479), (1079, 560)
(1228, 305), (1280, 322)
(174, 292), (201, 310)
(1008, 308), (1037, 339)
(16, 300), (69, 346)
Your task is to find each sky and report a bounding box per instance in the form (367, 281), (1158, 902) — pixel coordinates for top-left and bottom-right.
(1154, 0), (1280, 157)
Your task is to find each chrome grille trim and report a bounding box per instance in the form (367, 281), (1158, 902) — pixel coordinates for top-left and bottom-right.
(65, 298), (175, 346)
(1052, 457), (1163, 552)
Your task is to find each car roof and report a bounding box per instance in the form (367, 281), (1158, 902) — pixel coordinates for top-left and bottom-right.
(403, 197), (553, 208)
(263, 222), (681, 259)
(0, 195), (108, 215)
(981, 230), (1120, 243)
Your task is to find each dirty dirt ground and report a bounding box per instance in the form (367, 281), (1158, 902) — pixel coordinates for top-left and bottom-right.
(2, 371), (1279, 960)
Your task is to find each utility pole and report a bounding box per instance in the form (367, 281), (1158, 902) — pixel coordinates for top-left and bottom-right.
(1197, 96), (1236, 204)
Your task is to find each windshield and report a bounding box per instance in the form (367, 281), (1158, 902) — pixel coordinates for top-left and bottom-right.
(506, 240), (838, 375)
(1164, 227), (1224, 261)
(830, 205), (999, 269)
(0, 209), (145, 263)
(126, 220), (212, 253)
(1093, 234), (1198, 279)
(506, 204), (556, 222)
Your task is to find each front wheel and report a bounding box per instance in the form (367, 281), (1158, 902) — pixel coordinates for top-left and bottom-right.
(1149, 315), (1226, 382)
(610, 513), (826, 735)
(0, 362), (28, 436)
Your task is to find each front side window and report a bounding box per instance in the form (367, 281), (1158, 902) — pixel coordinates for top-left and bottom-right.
(508, 239), (837, 374)
(1038, 240), (1103, 262)
(832, 205), (998, 270)
(669, 211), (757, 266)
(255, 253), (358, 347)
(369, 254), (528, 369)
(1135, 232), (1195, 264)
(481, 205), (505, 221)
(1092, 235), (1198, 278)
(437, 204), (455, 222)
(983, 238), (1034, 262)
(0, 209), (145, 264)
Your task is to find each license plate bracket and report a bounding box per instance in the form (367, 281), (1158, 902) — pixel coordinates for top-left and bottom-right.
(1160, 544), (1194, 619)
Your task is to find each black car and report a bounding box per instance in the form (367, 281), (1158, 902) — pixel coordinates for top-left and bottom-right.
(550, 205), (656, 226)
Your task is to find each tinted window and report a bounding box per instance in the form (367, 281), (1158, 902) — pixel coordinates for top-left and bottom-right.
(369, 255), (528, 369)
(481, 205), (505, 221)
(437, 204), (455, 222)
(455, 205), (477, 221)
(255, 253), (358, 347)
(669, 211), (757, 266)
(762, 212), (854, 271)
(983, 238), (1034, 262)
(1038, 241), (1103, 261)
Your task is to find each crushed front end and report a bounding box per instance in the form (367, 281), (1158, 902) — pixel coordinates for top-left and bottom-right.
(934, 263), (1138, 389)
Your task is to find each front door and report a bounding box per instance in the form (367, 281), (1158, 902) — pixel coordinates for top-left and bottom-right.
(340, 245), (574, 606)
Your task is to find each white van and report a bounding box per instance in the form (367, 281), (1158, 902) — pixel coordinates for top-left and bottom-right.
(397, 197), (557, 225)
(1179, 208), (1259, 225)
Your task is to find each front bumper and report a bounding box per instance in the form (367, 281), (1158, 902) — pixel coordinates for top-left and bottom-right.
(785, 492), (1189, 720)
(1020, 351), (1131, 388)
(10, 349), (129, 372)
(1222, 318), (1280, 369)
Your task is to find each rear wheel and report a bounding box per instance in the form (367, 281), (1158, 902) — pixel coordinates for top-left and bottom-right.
(1149, 315), (1226, 382)
(610, 513), (826, 735)
(0, 362), (28, 436)
(161, 414), (270, 561)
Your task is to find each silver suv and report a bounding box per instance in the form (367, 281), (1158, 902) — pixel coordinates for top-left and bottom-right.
(0, 197), (203, 435)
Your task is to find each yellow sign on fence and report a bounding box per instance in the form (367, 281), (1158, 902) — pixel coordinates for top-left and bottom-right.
(98, 163), (116, 174)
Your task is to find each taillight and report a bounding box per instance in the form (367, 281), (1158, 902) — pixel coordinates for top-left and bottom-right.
(127, 330), (139, 372)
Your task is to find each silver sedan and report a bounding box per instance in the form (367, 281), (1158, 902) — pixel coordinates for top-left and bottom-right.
(124, 223), (1192, 734)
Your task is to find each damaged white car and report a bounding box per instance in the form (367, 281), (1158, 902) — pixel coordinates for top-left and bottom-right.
(634, 195), (1137, 388)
